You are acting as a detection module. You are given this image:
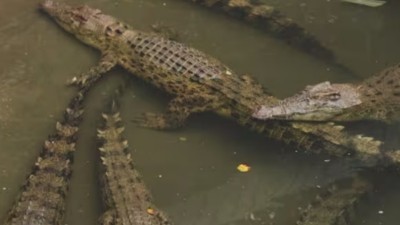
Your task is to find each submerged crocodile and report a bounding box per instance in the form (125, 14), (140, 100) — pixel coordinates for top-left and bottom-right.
(1, 85), (91, 225)
(253, 63), (400, 123)
(39, 0), (398, 166)
(297, 175), (372, 225)
(183, 0), (355, 76)
(97, 98), (172, 225)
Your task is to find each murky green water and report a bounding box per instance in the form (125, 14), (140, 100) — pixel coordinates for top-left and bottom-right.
(1, 0), (400, 224)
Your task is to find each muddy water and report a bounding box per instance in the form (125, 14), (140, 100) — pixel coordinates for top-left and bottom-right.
(0, 0), (400, 224)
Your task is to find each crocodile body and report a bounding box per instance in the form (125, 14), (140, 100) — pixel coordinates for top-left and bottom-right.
(97, 100), (172, 225)
(1, 86), (90, 225)
(253, 63), (400, 123)
(40, 0), (395, 166)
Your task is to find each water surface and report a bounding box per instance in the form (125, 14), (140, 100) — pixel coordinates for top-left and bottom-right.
(0, 0), (400, 224)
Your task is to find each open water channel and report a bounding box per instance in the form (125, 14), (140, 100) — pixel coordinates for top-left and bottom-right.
(1, 0), (400, 224)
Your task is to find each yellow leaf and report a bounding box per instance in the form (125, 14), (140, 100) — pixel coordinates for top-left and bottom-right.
(237, 164), (251, 172)
(147, 208), (155, 215)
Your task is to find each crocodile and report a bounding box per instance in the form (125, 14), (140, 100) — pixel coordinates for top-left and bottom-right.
(40, 0), (397, 166)
(1, 84), (92, 225)
(97, 98), (172, 225)
(253, 63), (400, 123)
(182, 0), (355, 76)
(296, 175), (372, 225)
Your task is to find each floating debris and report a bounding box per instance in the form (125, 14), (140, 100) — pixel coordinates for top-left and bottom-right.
(341, 0), (386, 7)
(237, 163), (251, 172)
(179, 137), (187, 141)
(147, 208), (155, 215)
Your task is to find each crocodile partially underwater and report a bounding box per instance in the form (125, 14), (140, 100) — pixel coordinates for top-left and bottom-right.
(97, 99), (172, 225)
(1, 84), (91, 225)
(296, 175), (373, 225)
(39, 0), (396, 167)
(182, 0), (354, 76)
(96, 94), (374, 225)
(253, 63), (400, 123)
(38, 1), (400, 223)
(96, 97), (376, 225)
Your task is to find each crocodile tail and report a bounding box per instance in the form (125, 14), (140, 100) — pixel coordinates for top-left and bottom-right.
(187, 0), (354, 70)
(3, 85), (93, 225)
(97, 94), (172, 225)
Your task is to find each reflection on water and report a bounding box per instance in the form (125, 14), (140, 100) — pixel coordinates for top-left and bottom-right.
(0, 0), (400, 224)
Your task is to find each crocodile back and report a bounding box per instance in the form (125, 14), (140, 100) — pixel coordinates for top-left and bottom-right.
(3, 88), (88, 225)
(98, 106), (172, 225)
(117, 31), (276, 112)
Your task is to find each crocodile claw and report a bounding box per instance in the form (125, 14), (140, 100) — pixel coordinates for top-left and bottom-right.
(67, 76), (87, 88)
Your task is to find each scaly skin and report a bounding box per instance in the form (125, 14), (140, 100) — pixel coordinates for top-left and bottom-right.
(40, 0), (395, 166)
(297, 176), (372, 225)
(1, 85), (91, 225)
(254, 63), (400, 123)
(97, 101), (172, 225)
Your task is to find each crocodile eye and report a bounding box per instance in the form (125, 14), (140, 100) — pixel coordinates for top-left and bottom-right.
(328, 93), (340, 101)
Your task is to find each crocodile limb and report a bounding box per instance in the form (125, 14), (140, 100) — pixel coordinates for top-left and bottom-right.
(182, 0), (355, 76)
(1, 82), (95, 225)
(297, 175), (372, 225)
(40, 1), (391, 167)
(97, 96), (172, 225)
(68, 53), (118, 87)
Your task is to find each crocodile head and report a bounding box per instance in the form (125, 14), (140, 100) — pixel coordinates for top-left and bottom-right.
(253, 81), (362, 121)
(40, 0), (116, 49)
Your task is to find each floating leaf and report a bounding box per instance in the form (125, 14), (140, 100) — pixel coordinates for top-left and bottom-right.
(237, 163), (251, 172)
